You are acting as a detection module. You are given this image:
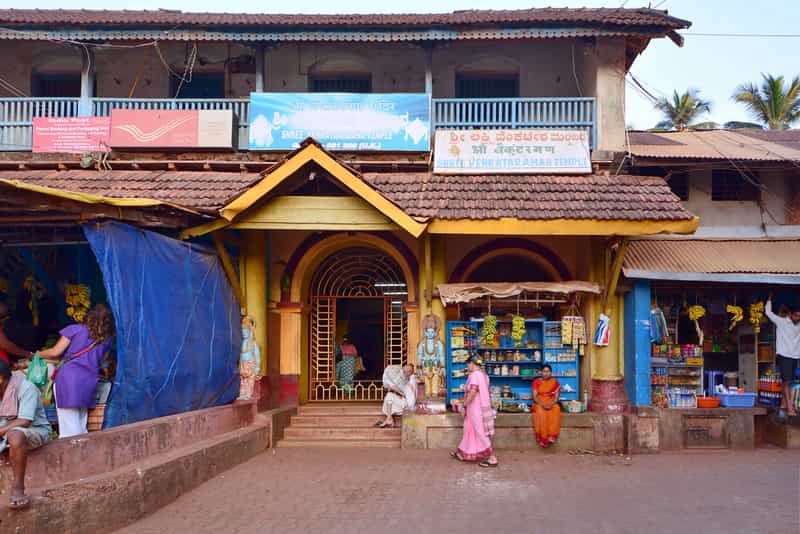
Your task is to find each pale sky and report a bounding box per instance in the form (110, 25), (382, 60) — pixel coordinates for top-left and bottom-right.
(14, 0), (800, 129)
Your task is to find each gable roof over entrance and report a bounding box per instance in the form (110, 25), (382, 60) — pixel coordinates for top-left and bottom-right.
(219, 138), (428, 237)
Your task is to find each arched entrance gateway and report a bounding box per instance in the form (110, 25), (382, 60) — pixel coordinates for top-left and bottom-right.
(308, 246), (408, 402)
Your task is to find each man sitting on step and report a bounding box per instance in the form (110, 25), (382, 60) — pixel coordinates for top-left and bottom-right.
(375, 364), (416, 428)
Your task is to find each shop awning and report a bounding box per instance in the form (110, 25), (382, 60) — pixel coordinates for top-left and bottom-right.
(623, 239), (800, 285)
(436, 281), (601, 306)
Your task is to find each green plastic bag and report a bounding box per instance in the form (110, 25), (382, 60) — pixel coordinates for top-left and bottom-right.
(26, 354), (48, 389)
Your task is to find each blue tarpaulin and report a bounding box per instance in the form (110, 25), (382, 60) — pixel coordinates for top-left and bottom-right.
(84, 222), (241, 428)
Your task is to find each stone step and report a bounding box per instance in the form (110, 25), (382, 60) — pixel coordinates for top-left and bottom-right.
(290, 415), (386, 427)
(297, 403), (384, 416)
(275, 439), (401, 448)
(283, 426), (401, 440)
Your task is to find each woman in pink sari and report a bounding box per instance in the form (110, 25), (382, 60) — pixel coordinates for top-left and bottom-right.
(451, 355), (498, 467)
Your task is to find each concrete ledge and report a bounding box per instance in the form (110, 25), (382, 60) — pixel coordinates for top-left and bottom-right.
(758, 415), (800, 449)
(261, 405), (297, 446)
(658, 407), (766, 450)
(402, 412), (622, 452)
(0, 416), (270, 533)
(1, 401), (257, 495)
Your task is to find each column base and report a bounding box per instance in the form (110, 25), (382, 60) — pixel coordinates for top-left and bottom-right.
(589, 378), (628, 414)
(279, 374), (299, 407)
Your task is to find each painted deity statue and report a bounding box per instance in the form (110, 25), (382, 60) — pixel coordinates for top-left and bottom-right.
(238, 315), (262, 400)
(418, 315), (445, 398)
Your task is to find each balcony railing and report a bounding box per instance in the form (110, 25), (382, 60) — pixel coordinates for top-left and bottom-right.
(433, 97), (596, 149)
(0, 96), (596, 151)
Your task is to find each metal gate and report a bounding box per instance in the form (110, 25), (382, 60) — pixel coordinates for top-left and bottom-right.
(309, 248), (407, 402)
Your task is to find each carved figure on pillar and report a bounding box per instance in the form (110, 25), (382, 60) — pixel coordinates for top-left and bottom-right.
(418, 314), (445, 398)
(238, 315), (262, 400)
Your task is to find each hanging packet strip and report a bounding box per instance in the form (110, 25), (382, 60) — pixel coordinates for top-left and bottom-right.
(649, 308), (668, 345)
(561, 317), (573, 345)
(593, 314), (610, 347)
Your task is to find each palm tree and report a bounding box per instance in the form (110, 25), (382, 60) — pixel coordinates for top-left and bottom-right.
(732, 74), (800, 130)
(653, 89), (712, 131)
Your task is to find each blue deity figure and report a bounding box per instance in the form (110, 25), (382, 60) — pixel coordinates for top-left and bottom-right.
(238, 315), (261, 400)
(418, 314), (445, 397)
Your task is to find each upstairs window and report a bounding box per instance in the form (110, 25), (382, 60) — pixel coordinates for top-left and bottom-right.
(171, 72), (225, 99)
(667, 172), (689, 201)
(711, 169), (760, 201)
(455, 73), (519, 99)
(31, 73), (81, 98)
(309, 75), (371, 93)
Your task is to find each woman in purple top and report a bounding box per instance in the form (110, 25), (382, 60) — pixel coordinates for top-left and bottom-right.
(39, 304), (115, 437)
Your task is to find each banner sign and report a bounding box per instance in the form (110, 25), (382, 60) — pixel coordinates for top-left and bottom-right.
(110, 109), (235, 149)
(32, 117), (111, 153)
(433, 129), (591, 174)
(248, 92), (430, 151)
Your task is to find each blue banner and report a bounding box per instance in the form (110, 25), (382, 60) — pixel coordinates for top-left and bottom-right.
(248, 92), (430, 151)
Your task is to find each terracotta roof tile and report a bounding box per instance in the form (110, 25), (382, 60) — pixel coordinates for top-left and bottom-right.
(363, 173), (694, 221)
(0, 8), (690, 29)
(0, 170), (257, 214)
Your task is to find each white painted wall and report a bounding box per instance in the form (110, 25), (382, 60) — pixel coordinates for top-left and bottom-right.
(683, 168), (798, 237)
(0, 38), (627, 150)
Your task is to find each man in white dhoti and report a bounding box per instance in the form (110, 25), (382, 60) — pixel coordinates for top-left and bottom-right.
(376, 364), (416, 428)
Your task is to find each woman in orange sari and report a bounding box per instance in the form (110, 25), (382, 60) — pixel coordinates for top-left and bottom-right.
(531, 364), (561, 448)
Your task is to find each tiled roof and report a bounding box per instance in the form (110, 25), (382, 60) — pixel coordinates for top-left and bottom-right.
(0, 170), (257, 214)
(624, 239), (800, 276)
(0, 8), (690, 29)
(628, 130), (800, 162)
(363, 173), (694, 221)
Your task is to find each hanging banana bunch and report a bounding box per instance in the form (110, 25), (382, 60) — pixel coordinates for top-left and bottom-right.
(65, 284), (91, 323)
(726, 305), (743, 331)
(483, 314), (498, 346)
(511, 315), (525, 347)
(688, 305), (706, 346)
(749, 302), (765, 334)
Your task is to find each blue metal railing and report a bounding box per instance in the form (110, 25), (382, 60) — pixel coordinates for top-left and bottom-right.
(433, 97), (596, 149)
(0, 96), (596, 151)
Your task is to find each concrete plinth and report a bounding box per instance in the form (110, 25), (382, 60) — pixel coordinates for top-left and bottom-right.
(658, 407), (766, 450)
(402, 412), (624, 453)
(589, 378), (627, 414)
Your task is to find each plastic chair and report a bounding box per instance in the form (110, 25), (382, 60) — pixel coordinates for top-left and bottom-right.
(705, 371), (725, 394)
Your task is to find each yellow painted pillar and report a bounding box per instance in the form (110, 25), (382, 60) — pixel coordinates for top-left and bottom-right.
(405, 302), (420, 366)
(242, 231), (268, 375)
(418, 236), (430, 322)
(431, 235), (448, 329)
(588, 238), (627, 414)
(278, 302), (302, 406)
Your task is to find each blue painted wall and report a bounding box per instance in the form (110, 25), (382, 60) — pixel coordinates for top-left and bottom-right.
(624, 279), (652, 406)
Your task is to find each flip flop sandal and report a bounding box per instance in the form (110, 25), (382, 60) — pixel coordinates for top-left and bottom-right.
(450, 451), (463, 461)
(8, 494), (30, 510)
(479, 460), (499, 468)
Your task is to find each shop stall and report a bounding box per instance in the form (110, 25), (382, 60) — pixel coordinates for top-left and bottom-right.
(437, 282), (600, 414)
(646, 283), (784, 410)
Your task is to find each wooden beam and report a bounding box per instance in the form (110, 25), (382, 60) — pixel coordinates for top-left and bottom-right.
(602, 239), (629, 315)
(212, 232), (245, 312)
(426, 217), (699, 236)
(178, 218), (231, 240)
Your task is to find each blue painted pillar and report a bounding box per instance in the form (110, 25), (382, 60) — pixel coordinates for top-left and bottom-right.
(624, 279), (652, 406)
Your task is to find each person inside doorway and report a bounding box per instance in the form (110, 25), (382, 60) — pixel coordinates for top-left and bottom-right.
(376, 363), (416, 428)
(0, 302), (35, 366)
(335, 334), (360, 393)
(765, 297), (800, 418)
(0, 359), (52, 510)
